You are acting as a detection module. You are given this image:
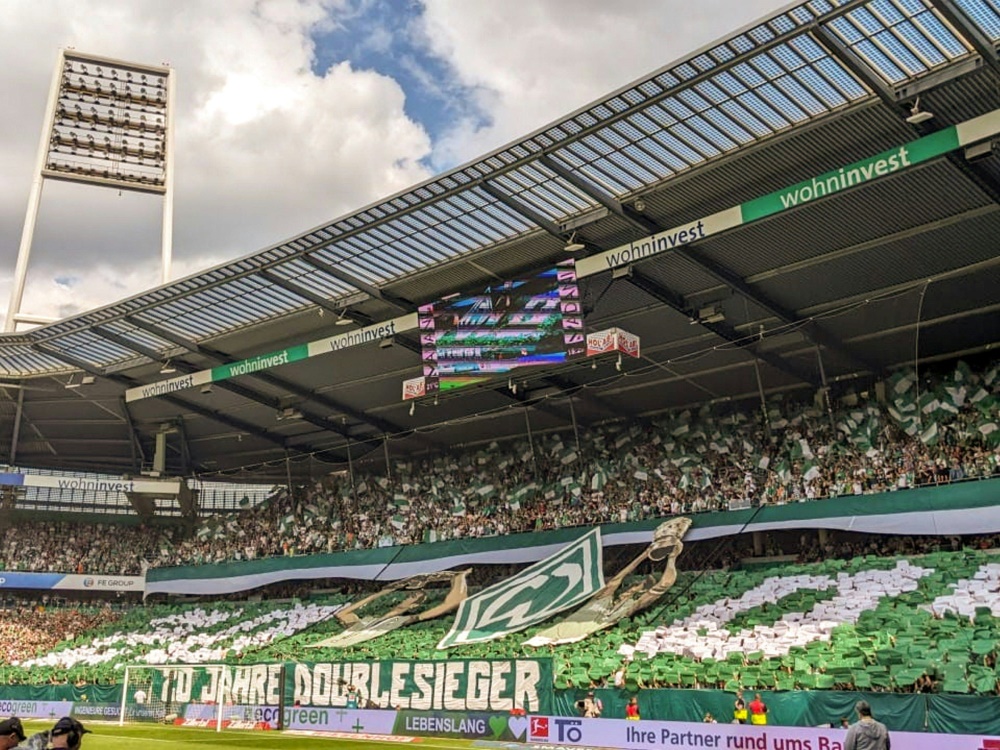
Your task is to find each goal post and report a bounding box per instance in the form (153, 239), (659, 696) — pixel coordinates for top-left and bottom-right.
(118, 664), (285, 732)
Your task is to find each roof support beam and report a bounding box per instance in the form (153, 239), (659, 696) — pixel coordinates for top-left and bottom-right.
(538, 154), (659, 235)
(123, 316), (414, 442)
(90, 325), (354, 449)
(300, 254), (414, 313)
(478, 181), (567, 240)
(258, 270), (346, 316)
(536, 147), (869, 379)
(812, 27), (899, 109)
(119, 396), (145, 473)
(626, 269), (821, 387)
(30, 343), (309, 456)
(925, 0), (1000, 74)
(669, 245), (881, 374)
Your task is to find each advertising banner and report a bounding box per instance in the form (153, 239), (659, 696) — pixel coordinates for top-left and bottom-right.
(285, 707), (397, 733)
(526, 716), (1000, 750)
(0, 571), (144, 592)
(289, 659), (553, 714)
(574, 108), (1000, 279)
(70, 702), (121, 720)
(0, 700), (74, 719)
(0, 471), (180, 495)
(585, 328), (640, 359)
(402, 376), (427, 400)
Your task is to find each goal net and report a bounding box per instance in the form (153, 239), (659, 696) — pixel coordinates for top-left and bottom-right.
(119, 664), (284, 731)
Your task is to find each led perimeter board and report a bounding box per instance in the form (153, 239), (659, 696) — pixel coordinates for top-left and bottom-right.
(417, 261), (584, 393)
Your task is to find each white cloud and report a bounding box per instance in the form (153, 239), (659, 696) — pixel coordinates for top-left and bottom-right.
(0, 0), (432, 327)
(417, 0), (788, 167)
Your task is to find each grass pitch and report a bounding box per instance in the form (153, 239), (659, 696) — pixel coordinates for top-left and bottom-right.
(20, 720), (482, 749)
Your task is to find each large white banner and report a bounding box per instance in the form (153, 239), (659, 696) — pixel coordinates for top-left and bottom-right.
(0, 571), (144, 592)
(526, 716), (999, 750)
(0, 471), (180, 495)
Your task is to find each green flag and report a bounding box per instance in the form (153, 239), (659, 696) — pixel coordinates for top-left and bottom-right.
(437, 528), (604, 649)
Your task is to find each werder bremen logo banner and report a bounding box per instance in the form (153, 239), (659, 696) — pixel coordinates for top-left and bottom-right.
(438, 527), (604, 649)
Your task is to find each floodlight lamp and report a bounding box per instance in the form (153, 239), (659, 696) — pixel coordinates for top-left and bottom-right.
(200, 384), (213, 395)
(81, 375), (96, 385)
(159, 360), (176, 374)
(409, 401), (415, 416)
(379, 337), (394, 349)
(335, 309), (353, 326)
(906, 97), (933, 125)
(564, 231), (586, 253)
(64, 374), (80, 389)
(634, 199), (647, 213)
(616, 354), (623, 372)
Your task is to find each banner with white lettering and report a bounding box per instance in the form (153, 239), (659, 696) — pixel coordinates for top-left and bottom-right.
(289, 659), (553, 715)
(0, 571), (144, 592)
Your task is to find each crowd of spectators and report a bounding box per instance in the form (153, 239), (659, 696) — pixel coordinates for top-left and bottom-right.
(0, 360), (995, 576)
(165, 360), (997, 568)
(0, 605), (118, 665)
(0, 522), (175, 576)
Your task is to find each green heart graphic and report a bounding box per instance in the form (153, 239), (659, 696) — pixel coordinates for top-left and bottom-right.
(489, 714), (508, 738)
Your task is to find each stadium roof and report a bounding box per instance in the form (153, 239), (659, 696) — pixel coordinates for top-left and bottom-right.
(1, 0), (998, 482)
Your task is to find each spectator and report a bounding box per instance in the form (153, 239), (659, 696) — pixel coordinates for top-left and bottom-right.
(625, 697), (640, 721)
(733, 689), (748, 724)
(844, 701), (890, 750)
(0, 718), (25, 750)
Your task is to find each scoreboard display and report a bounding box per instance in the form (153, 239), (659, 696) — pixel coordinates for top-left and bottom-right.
(417, 261), (585, 392)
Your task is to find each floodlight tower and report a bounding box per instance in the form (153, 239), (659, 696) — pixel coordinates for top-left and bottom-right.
(5, 49), (175, 332)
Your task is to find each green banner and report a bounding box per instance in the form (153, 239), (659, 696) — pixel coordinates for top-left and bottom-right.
(438, 528), (604, 649)
(289, 659), (553, 714)
(210, 345), (310, 381)
(740, 127), (961, 222)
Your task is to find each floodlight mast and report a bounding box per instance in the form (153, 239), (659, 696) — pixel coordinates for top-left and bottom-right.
(5, 49), (175, 332)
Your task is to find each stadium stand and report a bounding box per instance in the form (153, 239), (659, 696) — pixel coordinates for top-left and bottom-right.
(0, 0), (998, 733)
(0, 359), (994, 576)
(166, 358), (997, 566)
(6, 543), (1000, 698)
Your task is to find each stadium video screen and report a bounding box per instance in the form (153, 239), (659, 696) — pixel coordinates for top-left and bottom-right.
(417, 261), (585, 392)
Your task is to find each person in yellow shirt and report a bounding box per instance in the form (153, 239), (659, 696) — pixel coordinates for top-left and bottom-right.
(749, 693), (768, 726)
(733, 690), (748, 724)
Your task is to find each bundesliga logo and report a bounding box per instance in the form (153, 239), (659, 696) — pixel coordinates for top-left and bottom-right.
(529, 717), (549, 740)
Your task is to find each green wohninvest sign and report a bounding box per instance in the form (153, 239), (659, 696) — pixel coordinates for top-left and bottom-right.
(290, 659), (553, 713)
(124, 315), (416, 403)
(125, 109), (1000, 403)
(740, 127), (961, 222)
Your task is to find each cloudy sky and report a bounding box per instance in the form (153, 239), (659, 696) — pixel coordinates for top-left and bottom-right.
(0, 0), (785, 329)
